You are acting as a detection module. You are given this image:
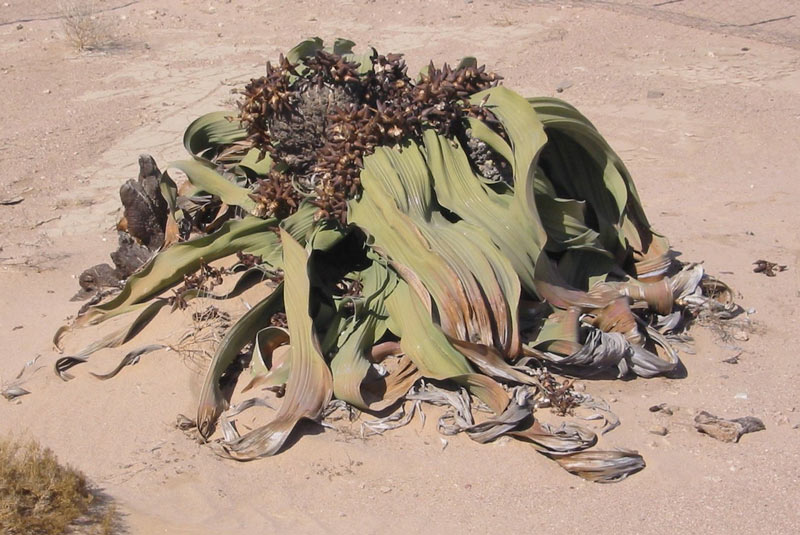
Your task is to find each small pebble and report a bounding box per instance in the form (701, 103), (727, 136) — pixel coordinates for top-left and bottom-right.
(379, 486), (392, 494)
(15, 23), (22, 30)
(649, 403), (674, 415)
(556, 80), (573, 93)
(649, 425), (668, 436)
(733, 330), (749, 342)
(734, 392), (748, 400)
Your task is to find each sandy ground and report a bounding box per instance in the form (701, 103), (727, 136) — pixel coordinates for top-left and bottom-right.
(1, 0), (799, 533)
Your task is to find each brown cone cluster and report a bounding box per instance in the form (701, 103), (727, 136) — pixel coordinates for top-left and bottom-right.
(239, 48), (502, 223)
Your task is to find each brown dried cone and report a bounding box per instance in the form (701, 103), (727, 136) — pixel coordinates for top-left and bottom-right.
(249, 170), (303, 219)
(237, 49), (502, 223)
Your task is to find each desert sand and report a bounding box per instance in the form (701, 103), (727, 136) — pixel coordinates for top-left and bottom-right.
(1, 1), (799, 533)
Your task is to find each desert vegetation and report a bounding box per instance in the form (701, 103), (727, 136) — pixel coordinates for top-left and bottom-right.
(57, 38), (735, 483)
(0, 436), (115, 534)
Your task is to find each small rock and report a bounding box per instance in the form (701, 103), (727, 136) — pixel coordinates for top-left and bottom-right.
(649, 425), (668, 436)
(694, 411), (765, 442)
(734, 392), (748, 400)
(732, 330), (749, 342)
(649, 403), (674, 415)
(379, 486), (392, 494)
(647, 90), (664, 99)
(15, 23), (22, 30)
(555, 80), (573, 93)
(722, 355), (740, 364)
(42, 89), (51, 94)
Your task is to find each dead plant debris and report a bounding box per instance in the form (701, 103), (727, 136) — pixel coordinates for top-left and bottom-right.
(694, 411), (765, 443)
(752, 259), (786, 277)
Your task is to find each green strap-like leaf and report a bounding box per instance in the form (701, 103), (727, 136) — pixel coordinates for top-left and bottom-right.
(168, 160), (257, 213)
(329, 260), (418, 411)
(472, 86), (548, 250)
(70, 217), (278, 329)
(183, 111), (247, 160)
(237, 148), (273, 177)
(219, 229), (333, 459)
(423, 130), (539, 295)
(385, 280), (509, 414)
(352, 142), (521, 354)
(197, 284), (285, 438)
(287, 37), (324, 64)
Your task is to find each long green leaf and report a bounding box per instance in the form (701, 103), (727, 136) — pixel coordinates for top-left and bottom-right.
(168, 160), (257, 213)
(196, 285), (285, 438)
(69, 217), (278, 330)
(183, 111), (247, 160)
(385, 281), (509, 414)
(219, 229), (333, 459)
(351, 143), (520, 355)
